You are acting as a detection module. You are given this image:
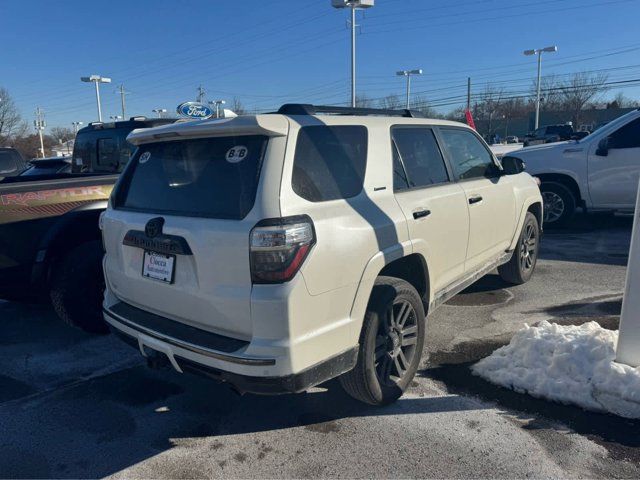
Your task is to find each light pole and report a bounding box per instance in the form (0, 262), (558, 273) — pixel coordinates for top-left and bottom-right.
(524, 46), (557, 130)
(396, 69), (423, 109)
(332, 0), (374, 107)
(72, 121), (83, 135)
(152, 108), (167, 118)
(34, 107), (46, 158)
(209, 100), (226, 118)
(110, 115), (122, 122)
(81, 75), (112, 122)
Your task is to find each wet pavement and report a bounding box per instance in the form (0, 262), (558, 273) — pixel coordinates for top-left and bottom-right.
(1, 213), (638, 478)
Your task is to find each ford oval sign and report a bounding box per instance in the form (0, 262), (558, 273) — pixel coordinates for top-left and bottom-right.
(176, 102), (214, 119)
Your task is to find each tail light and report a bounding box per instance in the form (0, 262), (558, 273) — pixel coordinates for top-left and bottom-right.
(250, 215), (315, 284)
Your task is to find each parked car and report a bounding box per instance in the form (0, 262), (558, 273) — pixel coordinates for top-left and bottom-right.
(19, 156), (71, 176)
(523, 124), (574, 146)
(102, 103), (542, 405)
(0, 147), (28, 177)
(504, 108), (640, 226)
(0, 117), (174, 333)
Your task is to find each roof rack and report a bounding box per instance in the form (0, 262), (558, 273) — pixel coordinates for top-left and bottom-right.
(276, 103), (424, 118)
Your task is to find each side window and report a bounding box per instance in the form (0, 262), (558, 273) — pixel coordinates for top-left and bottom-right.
(440, 128), (496, 180)
(391, 127), (449, 189)
(609, 118), (640, 149)
(392, 143), (409, 191)
(0, 151), (17, 174)
(97, 138), (118, 169)
(292, 126), (367, 202)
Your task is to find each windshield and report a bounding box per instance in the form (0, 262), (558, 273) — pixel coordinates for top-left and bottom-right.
(116, 135), (268, 220)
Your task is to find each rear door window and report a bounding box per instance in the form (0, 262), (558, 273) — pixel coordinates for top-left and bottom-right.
(292, 126), (367, 202)
(116, 135), (268, 219)
(391, 127), (449, 189)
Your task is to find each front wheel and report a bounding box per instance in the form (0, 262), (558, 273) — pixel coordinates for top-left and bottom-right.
(339, 276), (425, 405)
(540, 182), (576, 227)
(498, 212), (540, 285)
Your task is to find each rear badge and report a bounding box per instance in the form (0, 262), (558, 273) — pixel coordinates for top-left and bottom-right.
(139, 152), (151, 164)
(225, 146), (248, 163)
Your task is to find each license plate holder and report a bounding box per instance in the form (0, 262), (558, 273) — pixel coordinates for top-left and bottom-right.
(142, 251), (175, 284)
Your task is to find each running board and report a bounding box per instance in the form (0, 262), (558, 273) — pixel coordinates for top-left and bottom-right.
(429, 251), (513, 314)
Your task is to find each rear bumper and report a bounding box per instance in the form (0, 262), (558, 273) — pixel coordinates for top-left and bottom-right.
(104, 301), (358, 394)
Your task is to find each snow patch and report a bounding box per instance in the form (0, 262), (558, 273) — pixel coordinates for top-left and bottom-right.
(472, 321), (640, 419)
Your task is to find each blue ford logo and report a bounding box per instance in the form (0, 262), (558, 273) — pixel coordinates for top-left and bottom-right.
(176, 102), (214, 119)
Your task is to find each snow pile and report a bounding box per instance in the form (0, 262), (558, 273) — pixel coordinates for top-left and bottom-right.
(472, 321), (640, 419)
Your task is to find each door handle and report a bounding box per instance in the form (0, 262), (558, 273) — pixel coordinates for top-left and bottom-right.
(413, 209), (431, 219)
(468, 195), (483, 205)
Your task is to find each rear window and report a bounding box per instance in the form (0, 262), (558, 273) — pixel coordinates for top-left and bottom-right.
(0, 150), (18, 174)
(116, 135), (268, 219)
(292, 125), (367, 202)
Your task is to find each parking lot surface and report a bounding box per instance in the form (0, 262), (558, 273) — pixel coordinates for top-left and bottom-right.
(1, 215), (639, 478)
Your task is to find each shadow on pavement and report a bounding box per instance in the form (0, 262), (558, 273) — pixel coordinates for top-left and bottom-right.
(424, 363), (640, 462)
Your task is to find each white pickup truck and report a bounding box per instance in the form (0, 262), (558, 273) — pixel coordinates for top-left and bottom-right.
(506, 108), (640, 226)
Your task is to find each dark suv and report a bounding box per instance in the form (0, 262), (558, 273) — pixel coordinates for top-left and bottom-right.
(523, 124), (574, 147)
(72, 117), (175, 173)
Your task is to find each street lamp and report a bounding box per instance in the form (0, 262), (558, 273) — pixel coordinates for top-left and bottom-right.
(81, 75), (112, 122)
(71, 121), (83, 135)
(524, 46), (557, 130)
(110, 115), (122, 121)
(152, 108), (167, 118)
(332, 0), (374, 107)
(209, 100), (226, 118)
(396, 69), (423, 109)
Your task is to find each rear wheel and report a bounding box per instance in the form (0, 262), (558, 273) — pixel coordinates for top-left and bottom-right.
(50, 240), (109, 334)
(540, 181), (576, 227)
(339, 276), (425, 405)
(498, 212), (540, 285)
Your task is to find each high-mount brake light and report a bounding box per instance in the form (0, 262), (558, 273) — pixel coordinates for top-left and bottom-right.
(250, 216), (315, 284)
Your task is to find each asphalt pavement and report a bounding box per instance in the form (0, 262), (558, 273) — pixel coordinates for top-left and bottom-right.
(1, 214), (638, 478)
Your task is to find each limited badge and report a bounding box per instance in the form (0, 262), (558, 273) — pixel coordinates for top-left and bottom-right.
(225, 146), (248, 163)
(139, 151), (151, 164)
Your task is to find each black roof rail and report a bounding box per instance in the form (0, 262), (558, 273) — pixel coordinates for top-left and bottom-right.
(276, 103), (424, 118)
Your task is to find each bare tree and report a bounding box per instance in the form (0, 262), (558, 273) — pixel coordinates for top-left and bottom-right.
(377, 94), (403, 110)
(606, 92), (639, 109)
(231, 97), (246, 115)
(531, 75), (564, 112)
(49, 126), (74, 144)
(474, 85), (504, 137)
(0, 87), (25, 141)
(411, 95), (438, 118)
(559, 72), (608, 126)
(355, 94), (372, 108)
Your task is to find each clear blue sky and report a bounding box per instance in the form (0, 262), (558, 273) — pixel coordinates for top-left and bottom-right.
(2, 0), (640, 130)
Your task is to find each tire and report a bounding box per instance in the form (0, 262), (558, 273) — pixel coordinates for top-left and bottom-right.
(498, 212), (540, 285)
(339, 276), (425, 406)
(540, 181), (576, 227)
(50, 240), (109, 334)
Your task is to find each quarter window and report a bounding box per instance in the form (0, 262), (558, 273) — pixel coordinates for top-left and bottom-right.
(391, 127), (449, 189)
(440, 128), (496, 180)
(292, 126), (367, 202)
(609, 118), (640, 149)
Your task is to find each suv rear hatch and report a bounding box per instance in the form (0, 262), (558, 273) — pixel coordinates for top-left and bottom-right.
(104, 116), (288, 339)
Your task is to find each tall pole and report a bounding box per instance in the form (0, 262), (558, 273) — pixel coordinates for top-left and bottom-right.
(467, 77), (471, 111)
(34, 107), (45, 158)
(94, 81), (103, 122)
(118, 84), (127, 120)
(405, 74), (411, 109)
(535, 52), (542, 130)
(350, 6), (356, 107)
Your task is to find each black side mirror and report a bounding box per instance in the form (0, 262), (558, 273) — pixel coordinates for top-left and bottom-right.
(501, 156), (526, 175)
(596, 137), (609, 156)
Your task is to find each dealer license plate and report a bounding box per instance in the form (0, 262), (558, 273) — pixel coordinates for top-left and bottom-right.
(142, 251), (175, 283)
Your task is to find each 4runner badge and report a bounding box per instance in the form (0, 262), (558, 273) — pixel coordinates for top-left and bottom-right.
(145, 217), (165, 238)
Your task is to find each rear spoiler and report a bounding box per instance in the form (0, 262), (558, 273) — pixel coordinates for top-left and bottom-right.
(127, 115), (289, 146)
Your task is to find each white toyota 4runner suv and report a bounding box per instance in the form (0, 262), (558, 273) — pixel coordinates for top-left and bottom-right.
(101, 104), (542, 405)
